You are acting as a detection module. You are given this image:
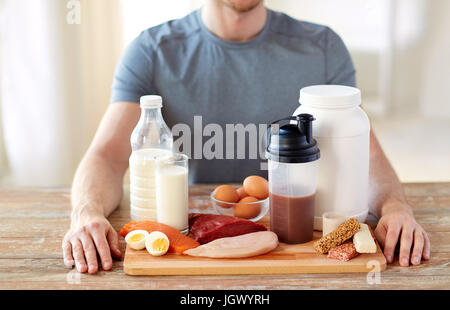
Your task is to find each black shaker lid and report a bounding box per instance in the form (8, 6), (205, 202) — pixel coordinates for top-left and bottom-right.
(265, 114), (320, 163)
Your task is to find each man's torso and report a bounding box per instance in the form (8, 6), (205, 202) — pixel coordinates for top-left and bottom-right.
(112, 9), (355, 183)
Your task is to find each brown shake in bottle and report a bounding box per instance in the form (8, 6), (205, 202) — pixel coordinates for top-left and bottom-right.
(269, 193), (315, 244)
(266, 114), (320, 244)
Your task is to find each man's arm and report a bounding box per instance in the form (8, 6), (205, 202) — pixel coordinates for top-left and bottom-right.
(62, 102), (140, 274)
(369, 130), (430, 266)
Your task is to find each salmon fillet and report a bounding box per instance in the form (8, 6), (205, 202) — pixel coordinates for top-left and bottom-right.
(120, 221), (200, 254)
(183, 231), (279, 258)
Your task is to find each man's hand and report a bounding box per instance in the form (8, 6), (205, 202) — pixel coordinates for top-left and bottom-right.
(374, 203), (430, 267)
(63, 102), (139, 274)
(62, 213), (122, 274)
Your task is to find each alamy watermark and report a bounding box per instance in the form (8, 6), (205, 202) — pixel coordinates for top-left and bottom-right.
(66, 269), (81, 285)
(366, 260), (382, 285)
(66, 0), (81, 25)
(170, 116), (280, 170)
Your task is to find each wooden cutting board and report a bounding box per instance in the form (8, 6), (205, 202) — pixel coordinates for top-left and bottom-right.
(123, 216), (387, 276)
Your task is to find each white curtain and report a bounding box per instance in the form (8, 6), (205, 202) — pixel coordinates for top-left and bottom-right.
(0, 0), (205, 187)
(0, 0), (123, 186)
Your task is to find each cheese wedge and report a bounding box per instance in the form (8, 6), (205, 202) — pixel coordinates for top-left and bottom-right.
(353, 223), (377, 253)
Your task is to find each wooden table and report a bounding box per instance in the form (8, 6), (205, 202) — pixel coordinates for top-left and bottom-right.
(0, 183), (449, 290)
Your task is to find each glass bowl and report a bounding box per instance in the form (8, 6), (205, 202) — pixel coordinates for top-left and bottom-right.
(210, 192), (269, 222)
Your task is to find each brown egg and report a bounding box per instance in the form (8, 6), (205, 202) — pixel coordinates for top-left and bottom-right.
(233, 196), (261, 219)
(236, 186), (249, 200)
(213, 185), (240, 208)
(243, 176), (269, 199)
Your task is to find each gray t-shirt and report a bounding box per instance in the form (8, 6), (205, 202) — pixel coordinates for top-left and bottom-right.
(111, 9), (356, 184)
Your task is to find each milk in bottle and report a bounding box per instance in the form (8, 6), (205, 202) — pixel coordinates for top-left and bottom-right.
(129, 95), (173, 221)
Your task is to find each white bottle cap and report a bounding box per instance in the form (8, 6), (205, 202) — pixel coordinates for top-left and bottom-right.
(140, 95), (162, 108)
(299, 85), (361, 108)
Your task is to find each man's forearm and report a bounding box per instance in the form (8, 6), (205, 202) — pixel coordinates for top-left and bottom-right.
(368, 130), (412, 218)
(71, 151), (126, 225)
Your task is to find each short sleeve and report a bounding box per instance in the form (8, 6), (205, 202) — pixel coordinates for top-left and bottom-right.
(110, 32), (155, 103)
(325, 28), (356, 87)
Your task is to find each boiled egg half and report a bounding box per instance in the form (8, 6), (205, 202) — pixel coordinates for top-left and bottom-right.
(145, 231), (170, 256)
(125, 230), (149, 250)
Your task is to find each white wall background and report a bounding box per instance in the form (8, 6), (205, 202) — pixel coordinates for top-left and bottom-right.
(0, 0), (449, 186)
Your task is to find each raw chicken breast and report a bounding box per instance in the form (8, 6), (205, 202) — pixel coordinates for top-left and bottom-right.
(183, 231), (279, 258)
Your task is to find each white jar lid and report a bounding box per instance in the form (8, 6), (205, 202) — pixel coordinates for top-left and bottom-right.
(140, 95), (162, 108)
(299, 85), (361, 108)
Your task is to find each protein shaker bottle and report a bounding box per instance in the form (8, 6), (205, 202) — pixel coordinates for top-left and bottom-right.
(265, 114), (320, 244)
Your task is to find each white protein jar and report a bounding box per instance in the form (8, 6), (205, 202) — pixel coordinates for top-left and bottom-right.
(293, 85), (370, 230)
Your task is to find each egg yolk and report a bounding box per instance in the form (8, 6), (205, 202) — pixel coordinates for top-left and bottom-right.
(152, 238), (169, 251)
(129, 233), (144, 242)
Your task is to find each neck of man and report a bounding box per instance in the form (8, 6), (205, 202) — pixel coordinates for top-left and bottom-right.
(201, 1), (267, 42)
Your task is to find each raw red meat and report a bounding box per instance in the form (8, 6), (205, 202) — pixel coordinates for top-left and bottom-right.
(188, 213), (267, 244)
